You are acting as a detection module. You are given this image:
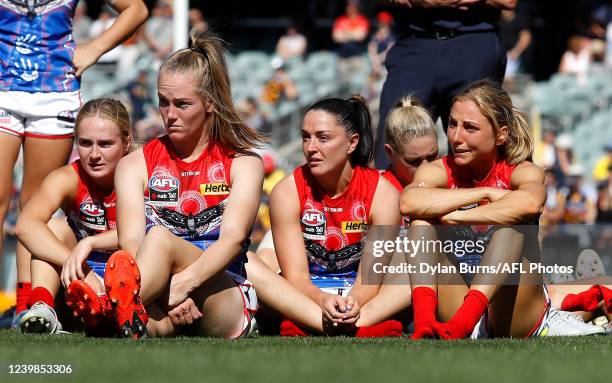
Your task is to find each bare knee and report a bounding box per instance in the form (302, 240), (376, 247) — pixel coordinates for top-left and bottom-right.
(146, 226), (173, 244)
(141, 226), (174, 255)
(245, 251), (266, 282)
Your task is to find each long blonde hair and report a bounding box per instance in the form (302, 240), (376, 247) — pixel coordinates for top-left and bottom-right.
(160, 30), (267, 154)
(384, 95), (437, 153)
(453, 79), (533, 165)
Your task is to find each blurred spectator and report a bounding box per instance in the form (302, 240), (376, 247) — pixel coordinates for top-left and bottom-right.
(534, 130), (558, 169)
(189, 8), (208, 34)
(592, 143), (612, 182)
(127, 70), (152, 123)
(261, 66), (299, 105)
(541, 169), (566, 226)
(332, 0), (370, 85)
(73, 1), (92, 44)
(364, 11), (396, 104)
(275, 25), (307, 62)
(118, 26), (144, 75)
(559, 35), (591, 84)
(590, 1), (612, 67)
(554, 133), (575, 186)
(239, 97), (266, 131)
(144, 0), (174, 61)
(499, 7), (532, 81)
(134, 106), (165, 143)
(368, 11), (395, 79)
(596, 166), (612, 222)
(89, 9), (123, 67)
(562, 165), (597, 224)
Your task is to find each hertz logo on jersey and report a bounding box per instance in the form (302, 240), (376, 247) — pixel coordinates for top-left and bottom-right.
(341, 221), (368, 233)
(200, 183), (230, 195)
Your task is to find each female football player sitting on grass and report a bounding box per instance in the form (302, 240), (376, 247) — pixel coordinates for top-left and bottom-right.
(15, 98), (132, 335)
(104, 31), (343, 339)
(265, 95), (408, 337)
(400, 80), (606, 339)
(379, 94), (612, 335)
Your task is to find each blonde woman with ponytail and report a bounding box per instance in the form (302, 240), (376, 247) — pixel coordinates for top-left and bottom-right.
(108, 31), (270, 339)
(15, 98), (132, 336)
(398, 79), (593, 340)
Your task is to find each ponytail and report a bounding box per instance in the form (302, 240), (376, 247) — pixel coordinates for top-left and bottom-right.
(160, 30), (267, 154)
(307, 94), (374, 167)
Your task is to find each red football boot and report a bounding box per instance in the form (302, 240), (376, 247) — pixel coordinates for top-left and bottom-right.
(104, 251), (148, 339)
(66, 280), (115, 337)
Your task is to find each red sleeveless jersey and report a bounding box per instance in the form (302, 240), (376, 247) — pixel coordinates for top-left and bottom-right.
(66, 161), (116, 241)
(381, 167), (403, 192)
(294, 165), (379, 280)
(142, 136), (248, 275)
(442, 155), (515, 191)
(441, 155), (538, 227)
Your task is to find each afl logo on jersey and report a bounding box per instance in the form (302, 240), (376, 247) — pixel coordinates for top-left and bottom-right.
(80, 202), (104, 217)
(301, 209), (326, 240)
(78, 202), (107, 231)
(302, 209), (325, 226)
(150, 175), (179, 192)
(149, 174), (179, 206)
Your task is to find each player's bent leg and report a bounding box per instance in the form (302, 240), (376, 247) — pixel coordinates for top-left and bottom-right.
(136, 226), (203, 305)
(0, 133), (25, 322)
(358, 245), (413, 328)
(0, 132), (21, 257)
(17, 136), (73, 291)
(358, 284), (411, 328)
(189, 271), (246, 339)
(245, 252), (323, 333)
(407, 219), (443, 339)
(254, 230), (280, 272)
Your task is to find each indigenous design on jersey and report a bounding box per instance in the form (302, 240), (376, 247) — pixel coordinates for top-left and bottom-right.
(66, 161), (116, 277)
(0, 0), (79, 92)
(294, 165), (379, 286)
(143, 136), (248, 276)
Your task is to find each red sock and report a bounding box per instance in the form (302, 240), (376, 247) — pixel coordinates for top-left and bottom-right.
(356, 320), (403, 338)
(431, 289), (489, 340)
(15, 282), (32, 313)
(280, 320), (309, 337)
(26, 287), (55, 309)
(600, 286), (612, 312)
(560, 285), (602, 312)
(410, 286), (437, 339)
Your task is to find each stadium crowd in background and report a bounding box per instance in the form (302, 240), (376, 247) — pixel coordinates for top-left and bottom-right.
(2, 0), (612, 337)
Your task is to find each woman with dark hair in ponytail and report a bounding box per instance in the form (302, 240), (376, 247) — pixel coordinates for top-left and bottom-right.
(400, 79), (606, 339)
(105, 31), (269, 338)
(266, 95), (405, 337)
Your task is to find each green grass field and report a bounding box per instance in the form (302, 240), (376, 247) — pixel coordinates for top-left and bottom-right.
(1, 330), (610, 383)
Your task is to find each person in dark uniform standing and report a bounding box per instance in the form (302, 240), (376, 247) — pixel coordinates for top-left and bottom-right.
(375, 0), (516, 168)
